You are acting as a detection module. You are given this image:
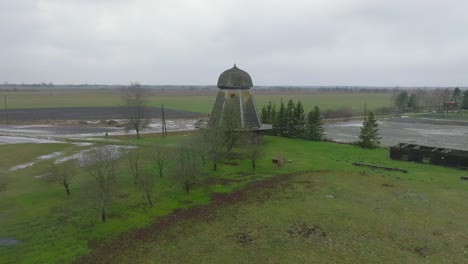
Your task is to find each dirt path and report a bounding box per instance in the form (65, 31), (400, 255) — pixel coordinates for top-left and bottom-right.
(75, 171), (308, 264)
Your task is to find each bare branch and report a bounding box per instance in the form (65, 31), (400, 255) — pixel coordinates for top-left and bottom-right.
(151, 145), (167, 178)
(48, 160), (77, 195)
(82, 146), (119, 222)
(121, 83), (151, 139)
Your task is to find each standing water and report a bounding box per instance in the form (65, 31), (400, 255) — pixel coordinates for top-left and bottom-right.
(325, 119), (468, 150)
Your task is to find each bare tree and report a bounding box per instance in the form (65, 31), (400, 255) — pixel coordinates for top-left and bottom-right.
(0, 183), (5, 193)
(244, 141), (263, 170)
(125, 149), (157, 207)
(0, 170), (6, 193)
(220, 107), (242, 152)
(138, 171), (155, 207)
(151, 145), (167, 178)
(83, 146), (118, 222)
(121, 83), (150, 139)
(49, 161), (76, 195)
(201, 128), (225, 171)
(128, 149), (141, 185)
(172, 143), (201, 193)
(191, 132), (209, 165)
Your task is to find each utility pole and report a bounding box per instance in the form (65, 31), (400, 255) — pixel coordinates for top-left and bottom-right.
(364, 102), (367, 118)
(442, 96), (446, 118)
(161, 104), (167, 137)
(3, 95), (8, 124)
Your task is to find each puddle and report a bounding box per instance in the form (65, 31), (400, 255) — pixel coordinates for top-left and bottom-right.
(399, 192), (428, 202)
(37, 152), (64, 160)
(0, 237), (21, 246)
(33, 173), (52, 179)
(404, 128), (466, 136)
(0, 136), (62, 145)
(9, 162), (35, 171)
(55, 145), (136, 165)
(325, 120), (468, 150)
(0, 119), (197, 141)
(332, 122), (362, 128)
(72, 142), (94, 147)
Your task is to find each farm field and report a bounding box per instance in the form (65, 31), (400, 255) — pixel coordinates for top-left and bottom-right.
(0, 89), (394, 115)
(1, 135), (467, 263)
(0, 107), (203, 121)
(82, 171), (468, 264)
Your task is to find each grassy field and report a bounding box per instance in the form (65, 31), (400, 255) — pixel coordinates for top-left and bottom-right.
(0, 89), (394, 114)
(0, 135), (467, 263)
(97, 171), (468, 263)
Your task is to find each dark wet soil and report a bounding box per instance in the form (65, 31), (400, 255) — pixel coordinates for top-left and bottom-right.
(414, 246), (431, 257)
(286, 223), (327, 239)
(0, 107), (204, 121)
(227, 231), (256, 246)
(195, 178), (243, 187)
(221, 162), (239, 166)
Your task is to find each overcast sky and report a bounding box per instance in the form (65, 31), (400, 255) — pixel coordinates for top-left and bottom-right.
(1, 0), (467, 86)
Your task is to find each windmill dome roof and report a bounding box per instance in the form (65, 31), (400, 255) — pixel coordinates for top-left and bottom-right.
(217, 64), (253, 89)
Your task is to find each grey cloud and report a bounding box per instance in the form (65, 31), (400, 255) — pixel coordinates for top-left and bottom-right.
(0, 0), (467, 86)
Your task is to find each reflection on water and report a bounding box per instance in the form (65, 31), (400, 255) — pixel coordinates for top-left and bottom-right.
(0, 119), (197, 143)
(325, 120), (468, 150)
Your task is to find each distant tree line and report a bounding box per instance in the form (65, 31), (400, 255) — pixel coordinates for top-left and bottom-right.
(260, 100), (325, 141)
(394, 87), (468, 113)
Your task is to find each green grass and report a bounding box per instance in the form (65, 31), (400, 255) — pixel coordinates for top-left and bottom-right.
(0, 143), (70, 169)
(0, 89), (393, 114)
(0, 136), (467, 263)
(107, 171), (468, 263)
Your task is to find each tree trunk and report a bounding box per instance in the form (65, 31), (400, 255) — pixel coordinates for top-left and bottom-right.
(227, 143), (233, 152)
(111, 169), (117, 183)
(158, 168), (163, 178)
(101, 197), (107, 222)
(252, 159), (256, 170)
(64, 182), (70, 195)
(101, 207), (106, 222)
(136, 127), (140, 139)
(213, 161), (217, 171)
(184, 180), (190, 193)
(134, 171), (139, 186)
(146, 193), (153, 207)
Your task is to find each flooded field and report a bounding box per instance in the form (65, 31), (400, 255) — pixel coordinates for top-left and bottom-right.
(0, 119), (197, 143)
(1, 117), (468, 151)
(325, 119), (468, 150)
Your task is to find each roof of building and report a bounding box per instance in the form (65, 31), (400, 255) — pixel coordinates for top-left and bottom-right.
(217, 64), (253, 89)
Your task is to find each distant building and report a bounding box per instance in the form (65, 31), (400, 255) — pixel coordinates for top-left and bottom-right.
(445, 101), (459, 110)
(207, 64), (271, 143)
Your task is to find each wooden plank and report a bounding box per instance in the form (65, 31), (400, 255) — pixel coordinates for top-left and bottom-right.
(401, 143), (411, 148)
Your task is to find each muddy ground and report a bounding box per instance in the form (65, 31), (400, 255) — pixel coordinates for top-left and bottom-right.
(0, 119), (198, 140)
(0, 106), (204, 122)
